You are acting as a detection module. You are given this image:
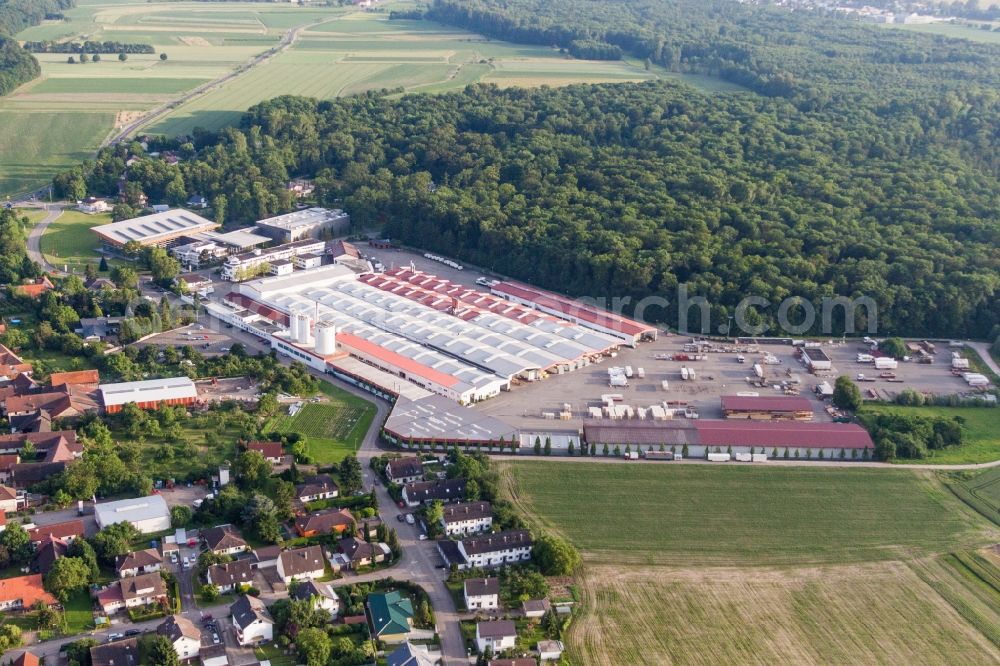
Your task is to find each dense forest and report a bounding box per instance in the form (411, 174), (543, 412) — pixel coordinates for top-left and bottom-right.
(0, 0), (75, 96)
(58, 79), (1000, 337)
(0, 0), (73, 35)
(49, 0), (1000, 338)
(0, 33), (36, 95)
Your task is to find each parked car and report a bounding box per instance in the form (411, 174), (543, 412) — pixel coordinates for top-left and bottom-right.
(212, 633), (221, 645)
(418, 534), (428, 541)
(124, 629), (141, 637)
(405, 514), (415, 525)
(396, 514), (404, 522)
(107, 633), (124, 642)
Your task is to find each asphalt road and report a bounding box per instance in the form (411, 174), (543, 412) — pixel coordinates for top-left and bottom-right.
(24, 203), (67, 275)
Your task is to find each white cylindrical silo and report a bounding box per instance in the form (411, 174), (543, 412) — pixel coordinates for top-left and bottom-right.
(297, 314), (312, 345)
(289, 313), (301, 340)
(315, 321), (337, 355)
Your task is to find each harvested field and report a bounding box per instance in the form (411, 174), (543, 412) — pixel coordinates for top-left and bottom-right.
(570, 562), (1000, 665)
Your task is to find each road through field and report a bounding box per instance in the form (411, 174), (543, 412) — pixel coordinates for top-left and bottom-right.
(103, 17), (329, 145)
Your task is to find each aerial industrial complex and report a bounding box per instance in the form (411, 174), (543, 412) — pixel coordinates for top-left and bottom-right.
(205, 257), (875, 460)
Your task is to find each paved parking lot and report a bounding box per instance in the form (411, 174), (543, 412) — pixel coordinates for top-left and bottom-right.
(133, 323), (238, 356)
(473, 335), (984, 430)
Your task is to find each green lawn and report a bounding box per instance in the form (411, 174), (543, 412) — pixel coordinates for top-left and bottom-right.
(860, 404), (1000, 465)
(267, 384), (376, 464)
(39, 209), (111, 274)
(501, 461), (998, 566)
(255, 643), (296, 666)
(62, 588), (95, 634)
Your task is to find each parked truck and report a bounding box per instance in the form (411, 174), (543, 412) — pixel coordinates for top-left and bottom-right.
(637, 367), (645, 378)
(625, 366), (634, 378)
(707, 453), (731, 462)
(681, 367), (690, 381)
(874, 357), (898, 370)
(624, 451), (639, 460)
(734, 453), (753, 462)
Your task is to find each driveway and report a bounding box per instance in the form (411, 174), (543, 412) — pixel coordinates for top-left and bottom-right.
(23, 203), (67, 275)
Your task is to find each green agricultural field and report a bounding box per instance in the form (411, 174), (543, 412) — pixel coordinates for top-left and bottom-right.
(39, 209), (111, 274)
(29, 77), (209, 95)
(147, 14), (672, 135)
(860, 404), (1000, 465)
(501, 461), (997, 565)
(267, 393), (375, 464)
(0, 111), (112, 196)
(504, 460), (1000, 665)
(943, 466), (1000, 527)
(886, 21), (1000, 45)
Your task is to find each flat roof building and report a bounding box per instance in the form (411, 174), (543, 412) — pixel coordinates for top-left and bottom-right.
(95, 494), (170, 533)
(255, 207), (349, 243)
(99, 377), (198, 414)
(92, 209), (219, 249)
(720, 395), (814, 421)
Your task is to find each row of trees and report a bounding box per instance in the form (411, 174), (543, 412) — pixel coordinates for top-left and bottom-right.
(23, 40), (155, 54)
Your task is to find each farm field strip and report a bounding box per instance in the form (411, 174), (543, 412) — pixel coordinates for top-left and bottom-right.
(500, 461), (998, 565)
(267, 399), (376, 465)
(570, 562), (1000, 665)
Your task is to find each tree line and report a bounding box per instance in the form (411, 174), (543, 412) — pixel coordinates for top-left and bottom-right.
(22, 40), (155, 54)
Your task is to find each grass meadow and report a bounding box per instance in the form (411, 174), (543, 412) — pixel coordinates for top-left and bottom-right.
(39, 209), (112, 274)
(860, 404), (1000, 465)
(267, 394), (376, 464)
(502, 460), (1000, 664)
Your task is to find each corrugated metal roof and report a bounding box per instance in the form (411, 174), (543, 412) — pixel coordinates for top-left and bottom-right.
(721, 395), (814, 412)
(694, 421), (874, 449)
(99, 377), (197, 407)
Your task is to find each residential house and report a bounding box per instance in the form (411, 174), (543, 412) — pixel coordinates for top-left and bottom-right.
(28, 519), (84, 545)
(385, 456), (423, 484)
(522, 599), (550, 619)
(250, 545), (281, 569)
(338, 536), (388, 570)
(175, 273), (213, 295)
(199, 643), (228, 666)
(9, 651), (40, 666)
(78, 197), (111, 214)
(488, 660), (537, 666)
(84, 277), (117, 291)
(441, 501), (492, 536)
(32, 537), (69, 575)
(116, 548), (163, 578)
(186, 195), (208, 209)
(296, 474), (339, 502)
(246, 441), (283, 465)
(463, 578), (499, 611)
(438, 529), (532, 571)
(11, 277), (54, 300)
(386, 642), (439, 666)
(295, 508), (356, 537)
(0, 484), (18, 513)
(0, 345), (32, 380)
(101, 572), (167, 614)
(537, 639), (565, 661)
(230, 594), (273, 646)
(89, 638), (139, 666)
(0, 574), (57, 611)
(201, 525), (249, 556)
(401, 479), (466, 507)
(11, 462), (66, 488)
(207, 560), (254, 594)
(49, 370), (100, 388)
(276, 545), (325, 584)
(287, 178), (315, 198)
(368, 590), (414, 643)
(75, 316), (123, 340)
(0, 512), (6, 531)
(291, 580), (340, 617)
(0, 455), (19, 482)
(475, 620), (517, 654)
(157, 614), (201, 661)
